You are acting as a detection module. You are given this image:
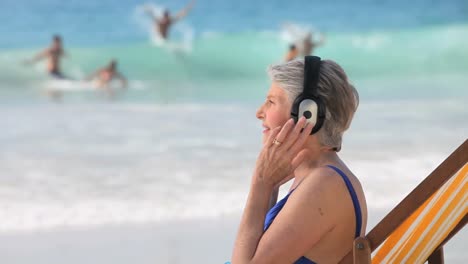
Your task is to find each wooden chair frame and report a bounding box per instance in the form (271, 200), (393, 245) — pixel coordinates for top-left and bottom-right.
(339, 140), (468, 264)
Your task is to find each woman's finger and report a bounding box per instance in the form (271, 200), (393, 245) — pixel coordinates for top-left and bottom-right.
(289, 122), (313, 154)
(265, 125), (282, 147)
(282, 116), (307, 150)
(271, 118), (294, 147)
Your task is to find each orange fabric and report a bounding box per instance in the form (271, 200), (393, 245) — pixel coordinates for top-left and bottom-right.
(372, 164), (467, 263)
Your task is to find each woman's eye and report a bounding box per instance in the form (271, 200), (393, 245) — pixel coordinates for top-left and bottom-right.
(268, 100), (274, 104)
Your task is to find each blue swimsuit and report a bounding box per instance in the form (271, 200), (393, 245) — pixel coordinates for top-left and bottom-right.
(263, 165), (363, 264)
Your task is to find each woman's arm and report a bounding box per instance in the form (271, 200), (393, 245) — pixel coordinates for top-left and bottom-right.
(232, 167), (346, 264)
(231, 177), (274, 263)
(232, 117), (314, 263)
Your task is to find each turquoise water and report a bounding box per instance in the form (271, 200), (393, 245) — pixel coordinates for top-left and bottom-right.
(1, 23), (468, 102)
(1, 0), (467, 103)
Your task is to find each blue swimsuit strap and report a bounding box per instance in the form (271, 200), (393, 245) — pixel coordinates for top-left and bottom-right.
(326, 165), (362, 238)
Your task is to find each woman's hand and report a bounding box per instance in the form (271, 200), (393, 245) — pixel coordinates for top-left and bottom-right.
(254, 117), (313, 189)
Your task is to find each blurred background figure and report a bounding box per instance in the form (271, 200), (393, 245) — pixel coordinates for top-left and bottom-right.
(144, 0), (196, 40)
(284, 44), (298, 61)
(23, 35), (68, 79)
(301, 31), (325, 56)
(280, 23), (326, 56)
(86, 59), (127, 98)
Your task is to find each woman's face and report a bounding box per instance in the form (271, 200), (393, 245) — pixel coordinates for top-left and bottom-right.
(256, 82), (292, 144)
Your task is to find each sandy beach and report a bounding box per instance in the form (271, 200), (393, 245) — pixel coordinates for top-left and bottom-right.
(0, 207), (466, 264)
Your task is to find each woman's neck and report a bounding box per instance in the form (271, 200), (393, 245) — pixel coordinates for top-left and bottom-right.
(290, 147), (340, 190)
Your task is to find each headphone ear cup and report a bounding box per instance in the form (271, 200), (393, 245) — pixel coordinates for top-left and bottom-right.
(291, 94), (305, 124)
(310, 97), (326, 134)
(293, 96), (326, 135)
(298, 99), (318, 129)
(292, 94), (324, 135)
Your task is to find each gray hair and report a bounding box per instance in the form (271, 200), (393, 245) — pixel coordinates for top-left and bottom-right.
(267, 59), (359, 151)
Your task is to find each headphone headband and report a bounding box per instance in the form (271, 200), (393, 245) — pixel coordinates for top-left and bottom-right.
(303, 56), (321, 97)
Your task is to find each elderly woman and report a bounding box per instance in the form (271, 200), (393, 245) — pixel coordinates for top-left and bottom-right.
(231, 56), (367, 264)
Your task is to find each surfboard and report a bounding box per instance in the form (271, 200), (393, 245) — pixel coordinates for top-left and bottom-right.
(42, 79), (94, 92)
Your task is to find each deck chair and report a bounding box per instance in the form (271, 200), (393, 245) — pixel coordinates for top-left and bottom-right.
(339, 139), (467, 264)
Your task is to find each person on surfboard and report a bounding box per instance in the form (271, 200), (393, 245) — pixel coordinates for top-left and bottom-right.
(86, 59), (127, 98)
(24, 35), (68, 79)
(144, 0), (196, 40)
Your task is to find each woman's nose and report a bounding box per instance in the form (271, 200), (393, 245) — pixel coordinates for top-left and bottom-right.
(256, 104), (264, 120)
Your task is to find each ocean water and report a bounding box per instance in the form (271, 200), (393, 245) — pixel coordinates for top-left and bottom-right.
(0, 0), (467, 263)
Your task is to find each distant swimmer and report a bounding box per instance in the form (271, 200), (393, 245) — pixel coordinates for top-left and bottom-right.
(302, 32), (325, 56)
(86, 59), (127, 98)
(284, 44), (299, 61)
(24, 35), (68, 79)
(144, 0), (196, 40)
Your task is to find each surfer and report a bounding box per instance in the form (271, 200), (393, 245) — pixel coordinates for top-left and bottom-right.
(86, 59), (127, 98)
(24, 35), (68, 79)
(284, 44), (299, 61)
(302, 32), (325, 56)
(144, 0), (196, 40)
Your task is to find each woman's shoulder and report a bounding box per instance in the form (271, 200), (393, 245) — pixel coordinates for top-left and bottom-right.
(300, 164), (368, 231)
(292, 165), (363, 211)
(299, 165), (352, 192)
